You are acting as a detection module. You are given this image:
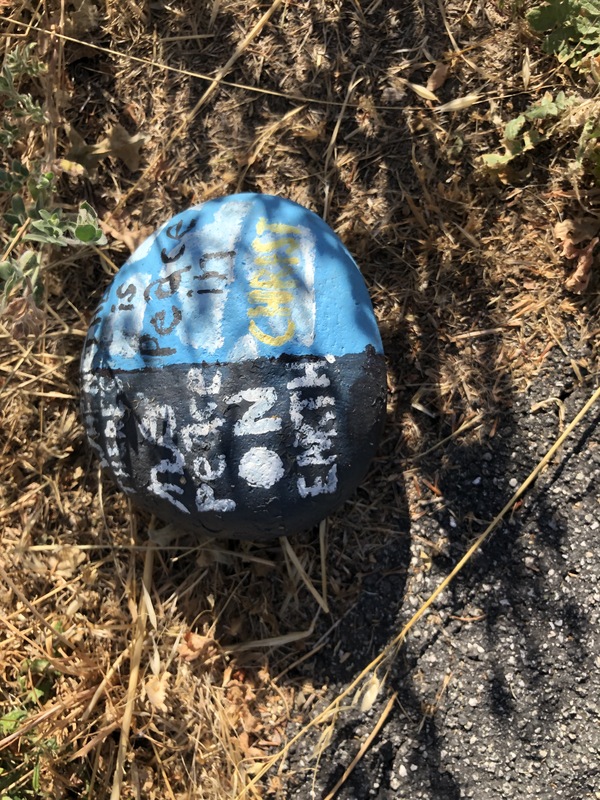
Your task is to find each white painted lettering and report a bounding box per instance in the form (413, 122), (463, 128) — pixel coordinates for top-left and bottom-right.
(193, 454), (227, 481)
(181, 369), (225, 450)
(287, 360), (340, 497)
(225, 387), (282, 435)
(286, 360), (331, 390)
(298, 464), (338, 498)
(196, 484), (236, 513)
(136, 403), (189, 514)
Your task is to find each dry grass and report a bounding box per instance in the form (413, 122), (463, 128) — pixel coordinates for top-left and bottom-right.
(1, 1), (599, 798)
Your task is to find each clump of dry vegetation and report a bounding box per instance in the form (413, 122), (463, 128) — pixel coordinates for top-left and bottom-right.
(1, 1), (599, 798)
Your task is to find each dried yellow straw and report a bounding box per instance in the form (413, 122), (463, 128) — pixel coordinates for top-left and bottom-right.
(110, 541), (155, 800)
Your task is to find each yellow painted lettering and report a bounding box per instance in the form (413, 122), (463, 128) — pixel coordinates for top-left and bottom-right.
(252, 236), (299, 256)
(249, 269), (296, 290)
(255, 253), (299, 267)
(249, 319), (295, 346)
(247, 290), (294, 318)
(256, 217), (301, 236)
(247, 219), (305, 346)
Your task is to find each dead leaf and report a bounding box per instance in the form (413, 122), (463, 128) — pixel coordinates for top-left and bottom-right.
(222, 665), (233, 687)
(563, 240), (580, 259)
(258, 730), (283, 748)
(427, 62), (449, 92)
(48, 546), (86, 579)
(145, 673), (169, 712)
(554, 216), (600, 247)
(407, 82), (439, 102)
(105, 124), (145, 171)
(1, 288), (45, 340)
(359, 675), (382, 713)
(565, 236), (598, 293)
(381, 86), (406, 104)
(241, 708), (261, 733)
(554, 218), (575, 245)
(435, 94), (481, 113)
(64, 0), (99, 36)
(179, 632), (220, 663)
(65, 124), (145, 174)
(100, 216), (154, 254)
(65, 125), (105, 174)
(522, 47), (531, 90)
(237, 731), (263, 758)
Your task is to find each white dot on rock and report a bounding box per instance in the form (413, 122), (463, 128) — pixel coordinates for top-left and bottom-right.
(238, 447), (284, 489)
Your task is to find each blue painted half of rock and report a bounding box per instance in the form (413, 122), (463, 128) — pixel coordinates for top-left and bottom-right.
(85, 193), (383, 372)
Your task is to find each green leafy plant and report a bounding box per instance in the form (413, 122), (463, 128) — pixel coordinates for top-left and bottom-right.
(0, 734), (58, 800)
(574, 112), (600, 178)
(481, 89), (600, 185)
(0, 44), (47, 147)
(0, 659), (60, 799)
(0, 43), (106, 314)
(480, 91), (577, 170)
(526, 0), (600, 72)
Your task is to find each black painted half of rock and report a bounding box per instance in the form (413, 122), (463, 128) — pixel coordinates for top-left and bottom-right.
(81, 348), (386, 538)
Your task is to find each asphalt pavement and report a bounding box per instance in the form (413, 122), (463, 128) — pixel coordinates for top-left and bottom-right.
(284, 338), (600, 800)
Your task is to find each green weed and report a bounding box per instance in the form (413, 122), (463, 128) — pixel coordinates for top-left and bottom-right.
(526, 0), (600, 72)
(481, 0), (600, 182)
(480, 89), (600, 182)
(0, 44), (105, 314)
(0, 660), (60, 800)
(480, 91), (577, 172)
(574, 113), (600, 179)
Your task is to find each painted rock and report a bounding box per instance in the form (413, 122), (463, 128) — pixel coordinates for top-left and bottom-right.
(80, 193), (386, 538)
